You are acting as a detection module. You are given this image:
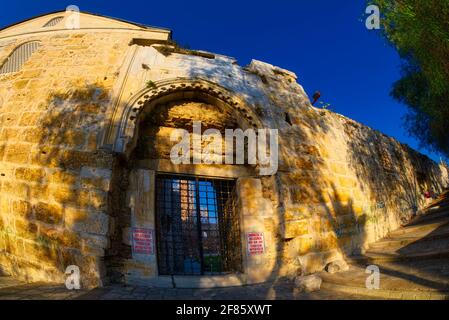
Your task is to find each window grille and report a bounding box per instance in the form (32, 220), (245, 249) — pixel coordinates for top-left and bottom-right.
(155, 174), (242, 276)
(43, 16), (64, 28)
(0, 41), (41, 74)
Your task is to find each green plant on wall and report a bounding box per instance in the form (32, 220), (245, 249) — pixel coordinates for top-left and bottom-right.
(146, 80), (156, 89)
(0, 226), (13, 237)
(36, 234), (55, 249)
(318, 101), (332, 110)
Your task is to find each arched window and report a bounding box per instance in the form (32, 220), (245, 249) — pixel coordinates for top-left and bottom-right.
(0, 41), (41, 74)
(43, 16), (64, 28)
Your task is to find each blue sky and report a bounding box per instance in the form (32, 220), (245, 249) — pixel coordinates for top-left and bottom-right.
(1, 0), (443, 162)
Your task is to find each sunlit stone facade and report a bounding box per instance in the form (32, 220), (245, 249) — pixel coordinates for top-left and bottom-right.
(0, 11), (447, 288)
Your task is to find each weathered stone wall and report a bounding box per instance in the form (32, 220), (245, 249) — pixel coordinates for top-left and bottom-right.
(251, 62), (448, 275)
(0, 11), (172, 286)
(0, 12), (447, 287)
(277, 106), (449, 275)
(0, 29), (135, 287)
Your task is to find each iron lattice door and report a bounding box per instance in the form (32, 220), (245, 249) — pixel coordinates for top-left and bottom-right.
(155, 174), (242, 275)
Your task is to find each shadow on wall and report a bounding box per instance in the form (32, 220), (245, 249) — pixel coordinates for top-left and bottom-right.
(344, 119), (446, 228)
(173, 51), (368, 296)
(354, 193), (449, 293)
(1, 46), (446, 294)
(266, 107), (370, 299)
(0, 80), (114, 288)
(321, 115), (449, 294)
(105, 50), (300, 290)
(106, 50), (448, 295)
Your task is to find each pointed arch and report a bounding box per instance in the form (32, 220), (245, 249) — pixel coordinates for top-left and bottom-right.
(102, 78), (264, 157)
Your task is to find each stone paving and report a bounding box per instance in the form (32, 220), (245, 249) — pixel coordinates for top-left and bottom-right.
(0, 276), (370, 300)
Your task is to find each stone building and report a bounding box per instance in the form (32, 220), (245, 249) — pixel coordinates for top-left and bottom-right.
(0, 11), (447, 288)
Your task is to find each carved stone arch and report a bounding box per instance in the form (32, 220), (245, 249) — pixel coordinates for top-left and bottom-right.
(103, 78), (263, 158)
(104, 78), (276, 287)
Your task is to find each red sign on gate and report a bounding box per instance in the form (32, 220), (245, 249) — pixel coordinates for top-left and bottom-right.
(132, 228), (154, 255)
(247, 232), (265, 256)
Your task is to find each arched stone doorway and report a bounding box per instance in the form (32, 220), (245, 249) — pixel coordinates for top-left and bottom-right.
(105, 79), (278, 288)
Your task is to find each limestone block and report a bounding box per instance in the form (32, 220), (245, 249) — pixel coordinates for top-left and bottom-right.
(13, 80), (29, 90)
(129, 169), (155, 226)
(123, 259), (157, 278)
(23, 240), (58, 262)
(11, 200), (33, 218)
(89, 190), (108, 210)
(5, 144), (32, 164)
(325, 259), (349, 274)
(34, 202), (63, 225)
(329, 162), (348, 175)
(39, 226), (81, 249)
(21, 128), (43, 143)
(72, 212), (109, 236)
(58, 130), (86, 148)
(82, 234), (108, 250)
(295, 157), (314, 170)
(49, 185), (78, 205)
(49, 170), (78, 185)
(297, 250), (342, 274)
(238, 177), (275, 217)
(247, 59), (297, 81)
(237, 178), (262, 197)
(294, 274), (322, 292)
(19, 112), (41, 126)
(14, 218), (38, 239)
(240, 197), (272, 217)
(284, 220), (309, 239)
(295, 237), (314, 255)
(63, 208), (87, 228)
(338, 176), (357, 189)
(15, 167), (46, 182)
(0, 128), (20, 141)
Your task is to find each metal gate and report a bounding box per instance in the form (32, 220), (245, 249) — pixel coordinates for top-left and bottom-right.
(155, 174), (242, 275)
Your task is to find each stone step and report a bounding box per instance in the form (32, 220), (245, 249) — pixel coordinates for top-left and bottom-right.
(320, 260), (449, 299)
(368, 237), (449, 257)
(321, 193), (449, 299)
(365, 206), (449, 256)
(323, 260), (449, 289)
(369, 223), (449, 251)
(0, 276), (25, 290)
(350, 248), (449, 264)
(428, 198), (449, 208)
(410, 206), (449, 226)
(419, 192), (449, 212)
(387, 217), (449, 239)
(321, 282), (449, 300)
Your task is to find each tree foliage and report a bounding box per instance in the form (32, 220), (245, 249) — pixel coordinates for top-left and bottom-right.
(369, 0), (449, 158)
